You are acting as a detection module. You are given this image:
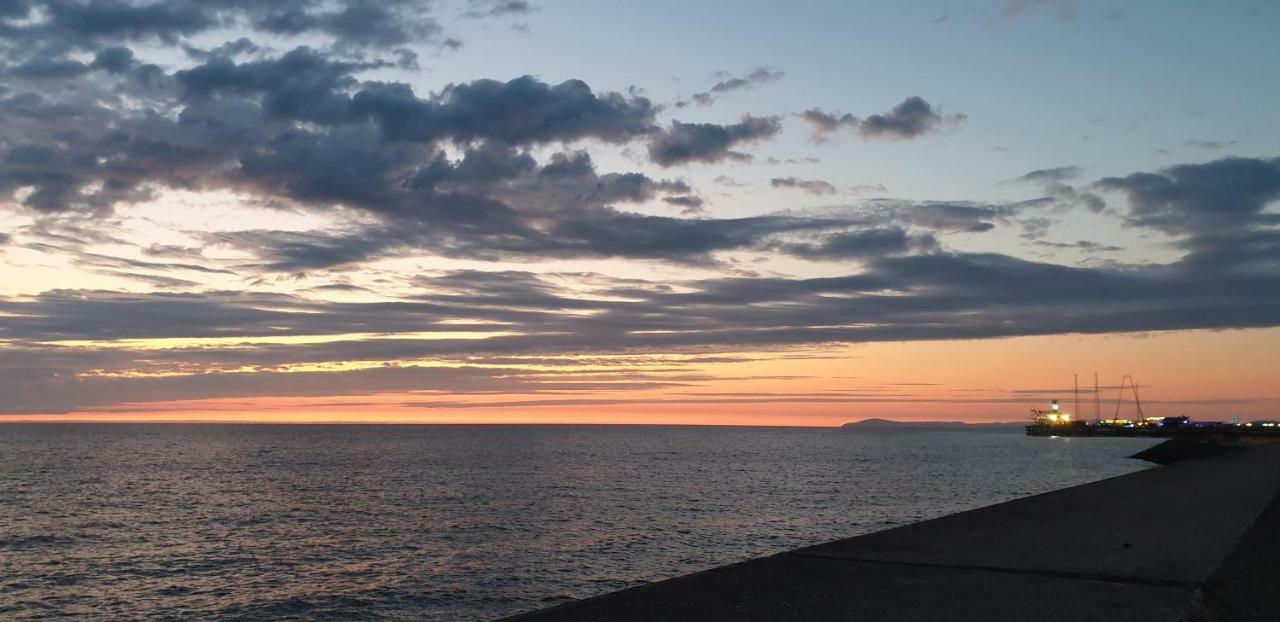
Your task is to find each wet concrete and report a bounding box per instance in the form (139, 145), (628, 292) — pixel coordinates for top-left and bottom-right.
(502, 444), (1280, 621)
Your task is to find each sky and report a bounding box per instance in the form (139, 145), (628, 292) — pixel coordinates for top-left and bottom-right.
(1, 0), (1279, 425)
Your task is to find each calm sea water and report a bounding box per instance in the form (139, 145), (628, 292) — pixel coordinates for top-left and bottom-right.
(0, 424), (1160, 621)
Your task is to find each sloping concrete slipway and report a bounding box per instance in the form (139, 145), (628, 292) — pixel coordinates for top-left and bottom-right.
(504, 444), (1280, 621)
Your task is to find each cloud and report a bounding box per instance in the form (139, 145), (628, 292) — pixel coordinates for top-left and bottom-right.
(859, 200), (1013, 233)
(255, 3), (441, 48)
(765, 156), (820, 165)
(662, 195), (705, 214)
(352, 76), (659, 145)
(9, 59), (91, 79)
(1012, 166), (1105, 212)
(676, 66), (785, 107)
(0, 53), (661, 217)
(770, 177), (837, 195)
(2, 31), (791, 274)
(461, 1), (536, 19)
(1185, 139), (1239, 151)
(775, 228), (925, 259)
(1095, 156), (1280, 235)
(206, 194), (1027, 271)
(2, 6), (1275, 417)
(5, 239), (1279, 413)
(176, 46), (375, 124)
(858, 96), (966, 140)
(213, 192), (1035, 271)
(1, 1), (445, 52)
(90, 46), (137, 73)
(5, 150), (1280, 413)
(1015, 166), (1081, 184)
(797, 97), (965, 142)
(176, 54), (660, 144)
(847, 184), (887, 195)
(993, 0), (1076, 22)
(1035, 240), (1124, 252)
(40, 0), (217, 43)
(795, 108), (857, 143)
(647, 115), (782, 166)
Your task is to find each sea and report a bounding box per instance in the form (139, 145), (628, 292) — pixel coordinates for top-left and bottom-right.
(0, 423), (1161, 621)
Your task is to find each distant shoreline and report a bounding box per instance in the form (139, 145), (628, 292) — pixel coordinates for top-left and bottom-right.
(841, 417), (1022, 430)
(3, 419), (1022, 428)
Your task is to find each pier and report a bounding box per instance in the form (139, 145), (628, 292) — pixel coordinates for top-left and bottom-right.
(503, 442), (1280, 621)
(1025, 374), (1279, 439)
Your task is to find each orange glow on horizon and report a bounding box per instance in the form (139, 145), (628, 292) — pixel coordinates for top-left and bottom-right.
(5, 328), (1278, 427)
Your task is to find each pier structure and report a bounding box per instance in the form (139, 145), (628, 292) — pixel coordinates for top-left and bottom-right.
(1025, 373), (1278, 437)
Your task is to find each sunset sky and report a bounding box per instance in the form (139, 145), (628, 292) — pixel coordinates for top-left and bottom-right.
(2, 0), (1278, 425)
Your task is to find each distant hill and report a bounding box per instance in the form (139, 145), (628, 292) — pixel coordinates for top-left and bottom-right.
(841, 418), (1020, 431)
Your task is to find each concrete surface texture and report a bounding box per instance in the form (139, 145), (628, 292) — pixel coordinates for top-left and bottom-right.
(502, 445), (1280, 621)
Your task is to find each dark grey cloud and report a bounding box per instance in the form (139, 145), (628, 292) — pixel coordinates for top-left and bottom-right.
(210, 228), (408, 272)
(662, 195), (705, 214)
(5, 248), (1275, 349)
(857, 200), (1013, 233)
(765, 156), (820, 165)
(1012, 165), (1105, 212)
(647, 115), (782, 166)
(215, 143), (710, 268)
(775, 228), (924, 260)
(141, 243), (204, 259)
(98, 271), (201, 289)
(182, 36), (260, 60)
(858, 96), (966, 140)
(90, 45), (136, 72)
(4, 6), (1274, 416)
(1035, 240), (1124, 252)
(40, 0), (216, 44)
(798, 97), (964, 142)
(1015, 166), (1081, 184)
(461, 0), (534, 19)
(351, 76), (658, 145)
(0, 47), (661, 218)
(795, 108), (857, 143)
(207, 211), (850, 270)
(255, 3), (440, 48)
(713, 175), (748, 187)
(176, 46), (375, 124)
(0, 1), (445, 61)
(1095, 156), (1280, 235)
(1185, 139), (1238, 151)
(9, 58), (91, 79)
(5, 236), (1280, 412)
(676, 66), (785, 107)
(847, 183), (887, 195)
(1, 23), (802, 271)
(0, 1), (33, 19)
(209, 193), (1027, 271)
(175, 55), (661, 145)
(771, 176), (837, 195)
(707, 67), (784, 95)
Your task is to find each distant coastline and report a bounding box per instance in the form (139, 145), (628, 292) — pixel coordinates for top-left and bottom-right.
(841, 418), (1021, 431)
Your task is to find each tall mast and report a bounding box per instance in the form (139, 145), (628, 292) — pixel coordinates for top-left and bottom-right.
(1074, 373), (1079, 419)
(1094, 372), (1101, 422)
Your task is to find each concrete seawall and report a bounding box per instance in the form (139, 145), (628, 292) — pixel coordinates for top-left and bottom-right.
(502, 444), (1280, 621)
